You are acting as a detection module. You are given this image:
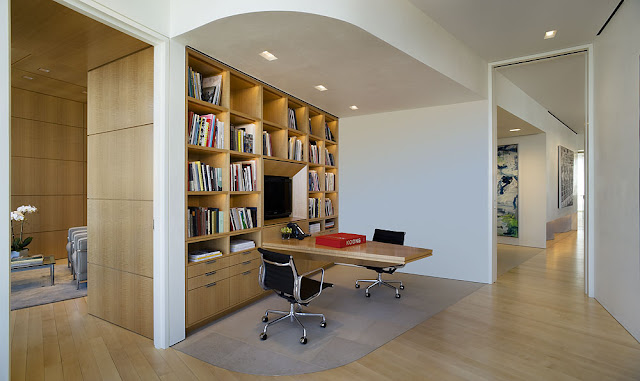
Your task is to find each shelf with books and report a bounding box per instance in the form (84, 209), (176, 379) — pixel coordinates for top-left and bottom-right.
(324, 144), (337, 167)
(309, 108), (325, 138)
(324, 193), (337, 218)
(325, 169), (336, 192)
(287, 134), (306, 162)
(263, 88), (287, 126)
(187, 152), (227, 192)
(230, 73), (261, 119)
(287, 99), (307, 133)
(187, 52), (228, 108)
(187, 145), (229, 155)
(262, 123), (287, 159)
(187, 97), (228, 115)
(188, 191), (228, 196)
(308, 140), (323, 165)
(308, 167), (322, 192)
(325, 115), (338, 143)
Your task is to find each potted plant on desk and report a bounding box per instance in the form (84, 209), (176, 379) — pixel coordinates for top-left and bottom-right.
(10, 205), (37, 259)
(281, 226), (292, 240)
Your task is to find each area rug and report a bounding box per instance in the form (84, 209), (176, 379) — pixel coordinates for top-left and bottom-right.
(497, 244), (544, 277)
(10, 260), (87, 310)
(174, 265), (482, 376)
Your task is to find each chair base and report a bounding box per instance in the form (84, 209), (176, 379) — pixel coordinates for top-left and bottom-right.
(260, 302), (326, 344)
(355, 273), (404, 298)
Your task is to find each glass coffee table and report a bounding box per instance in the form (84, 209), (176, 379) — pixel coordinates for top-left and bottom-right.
(10, 255), (55, 286)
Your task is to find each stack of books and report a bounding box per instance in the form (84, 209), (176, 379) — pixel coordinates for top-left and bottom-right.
(188, 112), (224, 148)
(325, 173), (335, 191)
(188, 250), (222, 263)
(324, 148), (335, 166)
(202, 74), (222, 105)
(288, 108), (298, 130)
(263, 131), (272, 156)
(325, 122), (334, 141)
(11, 255), (43, 268)
(188, 67), (203, 100)
(230, 161), (256, 191)
(289, 137), (302, 161)
(230, 207), (257, 231)
(309, 198), (320, 218)
(325, 220), (335, 229)
(309, 222), (321, 234)
(230, 239), (256, 253)
(231, 124), (255, 153)
(325, 198), (334, 216)
(309, 142), (320, 164)
(188, 162), (222, 192)
(309, 170), (320, 192)
(188, 207), (223, 237)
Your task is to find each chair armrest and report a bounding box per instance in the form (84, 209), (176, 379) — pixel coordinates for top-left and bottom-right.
(300, 267), (324, 278)
(295, 268), (325, 304)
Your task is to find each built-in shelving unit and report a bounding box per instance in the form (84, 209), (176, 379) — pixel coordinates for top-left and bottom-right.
(185, 48), (339, 331)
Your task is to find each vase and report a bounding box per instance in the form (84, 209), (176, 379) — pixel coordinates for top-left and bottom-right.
(281, 233), (290, 240)
(10, 250), (19, 259)
(19, 248), (29, 258)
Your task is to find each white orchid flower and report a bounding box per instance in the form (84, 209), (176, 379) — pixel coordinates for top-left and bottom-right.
(10, 211), (24, 221)
(17, 205), (37, 214)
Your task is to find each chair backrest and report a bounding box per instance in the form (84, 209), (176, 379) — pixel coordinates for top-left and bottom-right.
(68, 226), (87, 242)
(258, 248), (298, 295)
(372, 229), (405, 245)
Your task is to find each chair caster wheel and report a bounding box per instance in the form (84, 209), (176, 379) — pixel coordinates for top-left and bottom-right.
(300, 337), (307, 345)
(262, 315), (268, 322)
(400, 285), (405, 290)
(395, 293), (401, 299)
(320, 321), (327, 328)
(355, 284), (360, 288)
(365, 292), (371, 298)
(260, 333), (268, 340)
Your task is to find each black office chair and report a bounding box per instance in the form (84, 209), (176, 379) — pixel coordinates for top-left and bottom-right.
(355, 229), (406, 298)
(257, 248), (333, 344)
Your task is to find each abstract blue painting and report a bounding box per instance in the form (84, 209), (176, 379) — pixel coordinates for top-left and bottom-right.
(497, 144), (518, 237)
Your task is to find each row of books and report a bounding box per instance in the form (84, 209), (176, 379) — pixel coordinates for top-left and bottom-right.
(188, 250), (222, 263)
(288, 108), (298, 130)
(263, 131), (272, 157)
(230, 207), (257, 231)
(325, 149), (335, 166)
(188, 162), (222, 192)
(188, 112), (224, 148)
(230, 239), (255, 253)
(188, 67), (222, 106)
(10, 255), (43, 268)
(309, 198), (320, 218)
(309, 170), (320, 192)
(289, 137), (303, 161)
(325, 173), (335, 191)
(188, 207), (224, 238)
(230, 161), (256, 191)
(231, 124), (255, 153)
(309, 142), (320, 164)
(325, 122), (334, 141)
(325, 198), (334, 216)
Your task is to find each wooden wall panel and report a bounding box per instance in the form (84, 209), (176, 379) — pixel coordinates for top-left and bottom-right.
(87, 199), (153, 277)
(11, 195), (84, 234)
(11, 118), (84, 161)
(11, 157), (84, 196)
(87, 124), (153, 201)
(87, 47), (153, 135)
(19, 230), (68, 258)
(11, 87), (84, 127)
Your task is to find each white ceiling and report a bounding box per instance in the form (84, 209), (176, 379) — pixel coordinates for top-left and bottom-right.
(498, 52), (586, 134)
(177, 12), (482, 118)
(409, 0), (618, 62)
(497, 106), (544, 139)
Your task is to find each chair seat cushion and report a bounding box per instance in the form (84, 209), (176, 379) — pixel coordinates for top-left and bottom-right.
(364, 266), (397, 274)
(299, 277), (333, 300)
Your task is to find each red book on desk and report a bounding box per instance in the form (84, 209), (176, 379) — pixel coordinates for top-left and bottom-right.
(316, 233), (366, 248)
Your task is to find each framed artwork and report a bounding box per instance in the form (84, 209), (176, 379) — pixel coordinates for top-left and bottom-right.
(559, 145), (574, 208)
(497, 144), (518, 237)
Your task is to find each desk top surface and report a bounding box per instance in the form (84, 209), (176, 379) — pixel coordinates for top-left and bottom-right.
(262, 237), (432, 267)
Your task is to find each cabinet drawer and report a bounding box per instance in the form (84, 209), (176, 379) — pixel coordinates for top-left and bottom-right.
(229, 249), (260, 266)
(187, 278), (230, 326)
(228, 258), (261, 277)
(187, 267), (230, 291)
(229, 268), (264, 306)
(187, 256), (230, 279)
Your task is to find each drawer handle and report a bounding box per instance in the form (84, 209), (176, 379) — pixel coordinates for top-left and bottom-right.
(205, 270), (217, 276)
(242, 260), (251, 265)
(241, 250), (251, 255)
(242, 271), (252, 276)
(205, 259), (217, 264)
(206, 282), (217, 288)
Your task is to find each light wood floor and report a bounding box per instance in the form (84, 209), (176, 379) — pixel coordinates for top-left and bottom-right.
(10, 231), (640, 380)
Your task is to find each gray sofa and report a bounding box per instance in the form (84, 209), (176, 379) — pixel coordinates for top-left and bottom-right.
(67, 226), (87, 270)
(67, 226), (88, 289)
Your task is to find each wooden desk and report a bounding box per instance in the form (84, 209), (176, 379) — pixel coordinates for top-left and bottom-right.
(262, 238), (432, 267)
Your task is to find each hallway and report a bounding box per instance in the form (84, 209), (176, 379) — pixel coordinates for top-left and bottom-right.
(10, 231), (640, 380)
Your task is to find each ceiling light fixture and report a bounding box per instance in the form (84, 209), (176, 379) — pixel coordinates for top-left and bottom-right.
(38, 68), (50, 73)
(509, 128), (521, 132)
(314, 85), (327, 92)
(349, 105), (358, 110)
(22, 75), (33, 80)
(259, 51), (277, 61)
(544, 30), (557, 39)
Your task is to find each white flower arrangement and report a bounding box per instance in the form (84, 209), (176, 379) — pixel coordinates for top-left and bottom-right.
(10, 205), (37, 253)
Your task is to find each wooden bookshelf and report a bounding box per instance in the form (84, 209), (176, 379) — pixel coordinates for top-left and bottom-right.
(184, 47), (339, 331)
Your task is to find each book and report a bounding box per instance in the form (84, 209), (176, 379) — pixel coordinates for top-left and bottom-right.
(325, 198), (334, 216)
(325, 220), (335, 229)
(263, 131), (272, 157)
(230, 239), (256, 252)
(309, 197), (320, 218)
(288, 108), (298, 130)
(325, 122), (334, 141)
(230, 161), (256, 191)
(325, 172), (335, 191)
(324, 148), (335, 166)
(188, 112), (223, 148)
(187, 206), (222, 237)
(188, 250), (222, 263)
(229, 207), (256, 231)
(188, 162), (222, 191)
(202, 74), (222, 105)
(231, 124), (255, 153)
(289, 137), (302, 161)
(309, 142), (319, 164)
(309, 222), (321, 234)
(309, 170), (320, 192)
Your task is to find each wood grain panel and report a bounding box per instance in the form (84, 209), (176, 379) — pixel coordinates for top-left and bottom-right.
(19, 230), (68, 259)
(11, 157), (84, 196)
(11, 195), (84, 234)
(87, 124), (153, 201)
(87, 47), (153, 134)
(11, 118), (84, 161)
(87, 199), (153, 278)
(11, 87), (83, 127)
(11, 68), (86, 103)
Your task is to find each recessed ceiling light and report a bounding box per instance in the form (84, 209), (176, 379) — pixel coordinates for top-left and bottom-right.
(22, 75), (33, 80)
(314, 85), (327, 92)
(38, 67), (50, 73)
(509, 128), (521, 132)
(349, 105), (358, 110)
(259, 51), (277, 61)
(544, 30), (557, 39)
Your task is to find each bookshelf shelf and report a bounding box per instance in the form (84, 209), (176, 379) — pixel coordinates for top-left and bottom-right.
(184, 47), (338, 332)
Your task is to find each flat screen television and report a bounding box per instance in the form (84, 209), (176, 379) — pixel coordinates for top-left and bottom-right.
(264, 175), (292, 220)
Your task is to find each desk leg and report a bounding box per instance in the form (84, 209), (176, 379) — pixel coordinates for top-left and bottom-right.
(50, 264), (54, 286)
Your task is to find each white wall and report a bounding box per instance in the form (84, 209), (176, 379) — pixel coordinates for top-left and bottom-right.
(495, 73), (578, 225)
(497, 134), (547, 248)
(340, 101), (492, 284)
(1, 0), (10, 377)
(593, 0), (640, 341)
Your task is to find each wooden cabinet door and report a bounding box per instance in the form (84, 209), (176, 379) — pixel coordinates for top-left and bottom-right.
(187, 278), (230, 326)
(229, 268), (263, 306)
